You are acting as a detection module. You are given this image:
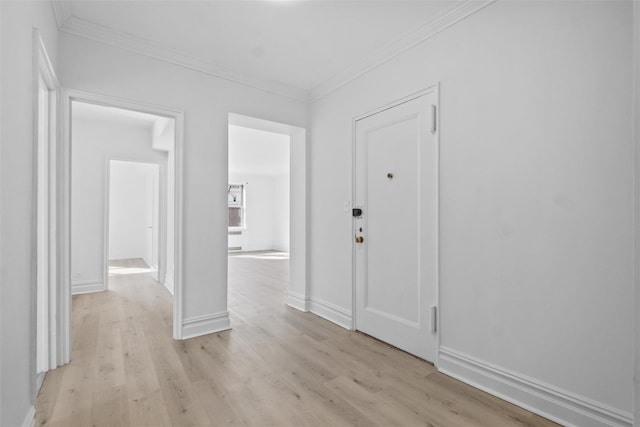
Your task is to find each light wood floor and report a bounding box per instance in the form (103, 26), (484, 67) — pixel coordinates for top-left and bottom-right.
(36, 253), (558, 426)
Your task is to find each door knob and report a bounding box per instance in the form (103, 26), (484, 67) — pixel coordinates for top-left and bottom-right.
(355, 236), (364, 243)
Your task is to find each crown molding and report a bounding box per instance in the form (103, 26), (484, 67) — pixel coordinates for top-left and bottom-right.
(50, 0), (72, 30)
(51, 0), (497, 105)
(57, 14), (309, 102)
(309, 0), (497, 102)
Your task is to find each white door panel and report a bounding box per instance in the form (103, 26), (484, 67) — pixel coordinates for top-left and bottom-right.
(355, 91), (438, 362)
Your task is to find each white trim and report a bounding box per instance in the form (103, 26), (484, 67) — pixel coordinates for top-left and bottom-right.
(20, 406), (35, 427)
(633, 2), (640, 425)
(60, 89), (186, 351)
(57, 16), (307, 103)
(163, 279), (174, 296)
(33, 30), (61, 404)
(309, 0), (495, 101)
(0, 1), (3, 418)
(35, 372), (46, 397)
(286, 291), (310, 312)
(434, 85), (442, 369)
(308, 297), (352, 330)
(164, 266), (174, 295)
(50, 0), (494, 104)
(438, 347), (633, 427)
(71, 281), (105, 295)
(103, 157), (110, 291)
(181, 312), (231, 340)
(59, 91), (72, 365)
(50, 1), (72, 30)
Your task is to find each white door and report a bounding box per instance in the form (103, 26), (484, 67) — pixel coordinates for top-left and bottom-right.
(354, 90), (438, 362)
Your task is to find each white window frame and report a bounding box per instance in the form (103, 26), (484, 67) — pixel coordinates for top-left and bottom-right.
(228, 184), (245, 230)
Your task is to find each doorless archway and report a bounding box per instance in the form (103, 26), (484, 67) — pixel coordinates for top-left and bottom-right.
(227, 113), (309, 312)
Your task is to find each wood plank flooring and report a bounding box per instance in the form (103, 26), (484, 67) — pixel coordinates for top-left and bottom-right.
(36, 253), (558, 426)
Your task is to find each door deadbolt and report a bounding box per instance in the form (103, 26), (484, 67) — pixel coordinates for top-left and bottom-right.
(355, 236), (364, 243)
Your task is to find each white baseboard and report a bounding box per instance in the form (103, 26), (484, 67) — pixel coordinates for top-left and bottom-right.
(287, 290), (310, 312)
(163, 279), (174, 295)
(308, 296), (352, 330)
(438, 347), (633, 427)
(181, 312), (231, 340)
(635, 377), (639, 426)
(163, 281), (174, 295)
(36, 372), (46, 397)
(21, 405), (35, 427)
(71, 280), (105, 295)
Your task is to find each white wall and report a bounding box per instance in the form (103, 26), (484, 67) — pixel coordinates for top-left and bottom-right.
(71, 114), (167, 292)
(309, 1), (634, 425)
(153, 119), (175, 292)
(109, 161), (159, 265)
(0, 2), (58, 426)
(228, 173), (289, 252)
(59, 32), (308, 328)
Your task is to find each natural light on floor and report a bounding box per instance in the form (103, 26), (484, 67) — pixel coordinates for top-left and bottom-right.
(108, 265), (153, 276)
(231, 252), (289, 260)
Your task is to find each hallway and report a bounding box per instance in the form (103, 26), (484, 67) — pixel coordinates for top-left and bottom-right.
(36, 254), (557, 426)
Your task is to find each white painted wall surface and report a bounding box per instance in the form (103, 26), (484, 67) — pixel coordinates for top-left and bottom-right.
(71, 115), (167, 291)
(153, 119), (175, 292)
(273, 173), (290, 252)
(109, 161), (159, 265)
(228, 173), (289, 252)
(229, 125), (289, 176)
(309, 0), (633, 423)
(0, 2), (58, 426)
(59, 32), (308, 323)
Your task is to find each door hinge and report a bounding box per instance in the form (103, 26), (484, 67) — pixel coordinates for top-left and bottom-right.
(430, 105), (437, 135)
(430, 305), (437, 333)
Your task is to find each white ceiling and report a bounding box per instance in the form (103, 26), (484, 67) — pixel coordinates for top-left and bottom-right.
(59, 1), (464, 100)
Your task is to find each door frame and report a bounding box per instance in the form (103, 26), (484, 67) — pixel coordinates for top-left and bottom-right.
(350, 84), (441, 365)
(227, 113), (309, 312)
(32, 29), (60, 395)
(104, 158), (163, 289)
(59, 89), (185, 365)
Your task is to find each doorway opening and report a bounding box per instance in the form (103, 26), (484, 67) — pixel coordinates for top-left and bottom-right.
(227, 113), (307, 321)
(68, 100), (177, 335)
(107, 160), (160, 281)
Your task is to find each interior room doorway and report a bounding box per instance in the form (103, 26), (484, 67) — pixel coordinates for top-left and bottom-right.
(107, 160), (161, 282)
(58, 92), (183, 365)
(226, 113), (307, 319)
(227, 120), (291, 319)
